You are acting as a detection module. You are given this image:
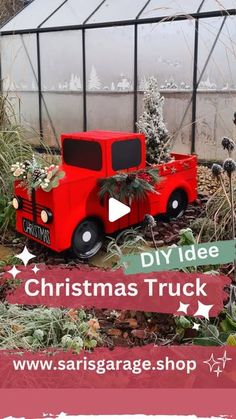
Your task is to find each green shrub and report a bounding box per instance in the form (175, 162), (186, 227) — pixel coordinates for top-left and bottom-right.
(0, 123), (60, 235)
(0, 126), (34, 199)
(0, 303), (101, 352)
(0, 196), (15, 236)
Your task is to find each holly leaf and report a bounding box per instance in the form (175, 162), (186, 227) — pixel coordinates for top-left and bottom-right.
(192, 337), (220, 346)
(227, 334), (236, 346)
(202, 324), (219, 338)
(175, 316), (191, 329)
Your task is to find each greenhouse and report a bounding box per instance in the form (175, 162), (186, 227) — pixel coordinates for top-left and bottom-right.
(1, 2), (236, 396)
(0, 0), (236, 159)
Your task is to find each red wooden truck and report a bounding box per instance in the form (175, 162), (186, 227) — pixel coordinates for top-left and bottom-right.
(13, 131), (197, 258)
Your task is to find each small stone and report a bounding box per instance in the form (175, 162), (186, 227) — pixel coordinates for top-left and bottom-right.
(131, 329), (147, 339)
(107, 329), (122, 337)
(185, 209), (195, 215)
(172, 228), (180, 234)
(155, 240), (165, 247)
(172, 224), (179, 229)
(115, 318), (138, 329)
(162, 223), (170, 228)
(164, 235), (177, 244)
(127, 318), (138, 328)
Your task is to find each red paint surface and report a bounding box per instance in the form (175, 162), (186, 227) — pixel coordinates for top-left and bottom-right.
(0, 345), (235, 389)
(14, 130), (198, 252)
(0, 388), (234, 418)
(5, 266), (229, 316)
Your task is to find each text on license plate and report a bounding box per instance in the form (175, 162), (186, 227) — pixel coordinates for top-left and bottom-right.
(22, 218), (51, 245)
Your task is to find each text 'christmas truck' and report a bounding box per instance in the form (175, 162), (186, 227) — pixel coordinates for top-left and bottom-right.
(13, 131), (198, 259)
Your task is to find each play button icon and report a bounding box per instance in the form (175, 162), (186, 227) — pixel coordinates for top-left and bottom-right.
(108, 198), (131, 222)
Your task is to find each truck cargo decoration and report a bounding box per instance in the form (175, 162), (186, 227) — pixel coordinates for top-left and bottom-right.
(98, 167), (160, 205)
(12, 130), (197, 259)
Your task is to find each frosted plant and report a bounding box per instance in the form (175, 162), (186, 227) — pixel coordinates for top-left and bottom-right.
(139, 76), (148, 91)
(69, 74), (82, 91)
(88, 66), (101, 91)
(137, 77), (172, 165)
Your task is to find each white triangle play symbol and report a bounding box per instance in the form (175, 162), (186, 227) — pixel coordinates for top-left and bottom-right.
(109, 198), (131, 222)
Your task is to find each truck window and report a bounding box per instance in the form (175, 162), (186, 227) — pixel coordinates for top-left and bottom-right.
(63, 139), (102, 171)
(112, 138), (142, 171)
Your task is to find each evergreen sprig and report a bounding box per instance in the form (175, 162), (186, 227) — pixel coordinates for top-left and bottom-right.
(98, 168), (159, 203)
(11, 156), (65, 194)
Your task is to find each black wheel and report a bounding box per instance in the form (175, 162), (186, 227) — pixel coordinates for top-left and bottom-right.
(166, 189), (188, 219)
(72, 219), (104, 259)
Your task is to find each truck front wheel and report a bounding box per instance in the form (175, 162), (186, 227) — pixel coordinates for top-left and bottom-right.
(72, 219), (104, 259)
(166, 189), (188, 219)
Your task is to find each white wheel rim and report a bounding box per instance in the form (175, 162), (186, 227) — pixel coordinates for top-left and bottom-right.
(172, 200), (179, 209)
(82, 231), (92, 243)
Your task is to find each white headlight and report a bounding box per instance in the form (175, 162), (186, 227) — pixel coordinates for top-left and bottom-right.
(41, 209), (53, 224)
(12, 197), (21, 210)
(41, 210), (49, 223)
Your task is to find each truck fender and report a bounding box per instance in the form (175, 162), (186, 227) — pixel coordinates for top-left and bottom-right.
(162, 183), (191, 214)
(69, 214), (105, 244)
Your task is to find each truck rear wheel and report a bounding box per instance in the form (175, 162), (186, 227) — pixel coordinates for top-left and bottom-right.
(166, 189), (188, 219)
(72, 219), (104, 259)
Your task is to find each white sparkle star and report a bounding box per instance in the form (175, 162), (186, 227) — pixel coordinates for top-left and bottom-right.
(213, 365), (223, 378)
(177, 302), (189, 315)
(194, 301), (213, 320)
(32, 264), (40, 274)
(7, 265), (21, 279)
(192, 322), (200, 331)
(217, 350), (232, 369)
(203, 353), (220, 372)
(15, 246), (36, 267)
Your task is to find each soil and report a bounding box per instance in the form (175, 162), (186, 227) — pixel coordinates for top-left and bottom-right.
(145, 198), (206, 247)
(91, 309), (178, 348)
(0, 244), (13, 261)
(0, 194), (232, 347)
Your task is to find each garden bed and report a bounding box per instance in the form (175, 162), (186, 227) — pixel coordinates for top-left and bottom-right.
(0, 161), (235, 350)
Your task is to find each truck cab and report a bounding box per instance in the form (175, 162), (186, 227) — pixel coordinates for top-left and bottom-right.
(14, 131), (197, 259)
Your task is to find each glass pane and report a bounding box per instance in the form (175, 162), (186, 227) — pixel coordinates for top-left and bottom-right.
(1, 0), (65, 31)
(86, 26), (134, 90)
(112, 139), (142, 170)
(138, 91), (192, 155)
(86, 26), (134, 131)
(197, 16), (236, 159)
(138, 20), (195, 88)
(138, 0), (202, 18)
(87, 93), (134, 131)
(7, 92), (40, 145)
(42, 93), (83, 147)
(1, 34), (38, 92)
(88, 0), (147, 23)
(40, 31), (83, 92)
(201, 0), (236, 11)
(198, 16), (236, 90)
(63, 139), (103, 170)
(196, 92), (236, 160)
(42, 0), (103, 28)
(40, 30), (83, 147)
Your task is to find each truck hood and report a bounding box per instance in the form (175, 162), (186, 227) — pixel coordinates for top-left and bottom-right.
(59, 165), (103, 184)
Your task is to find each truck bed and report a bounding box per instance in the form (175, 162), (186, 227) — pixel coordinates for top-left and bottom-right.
(110, 152), (198, 234)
